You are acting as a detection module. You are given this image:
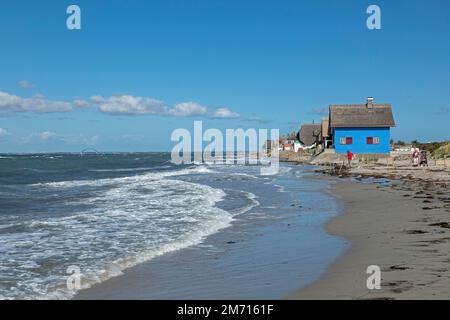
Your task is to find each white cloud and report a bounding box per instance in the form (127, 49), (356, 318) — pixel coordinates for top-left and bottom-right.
(211, 107), (240, 119)
(61, 134), (99, 146)
(91, 94), (239, 119)
(0, 128), (8, 137)
(168, 102), (208, 117)
(0, 91), (240, 119)
(18, 80), (34, 89)
(0, 91), (72, 113)
(33, 131), (56, 140)
(91, 95), (168, 115)
(21, 131), (57, 144)
(73, 99), (89, 108)
(20, 132), (100, 147)
(245, 114), (271, 124)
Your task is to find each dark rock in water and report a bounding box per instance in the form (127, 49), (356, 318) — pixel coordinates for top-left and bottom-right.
(429, 222), (450, 229)
(405, 230), (428, 234)
(390, 265), (410, 271)
(226, 241), (236, 244)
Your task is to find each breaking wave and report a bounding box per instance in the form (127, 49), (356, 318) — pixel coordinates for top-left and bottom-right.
(0, 166), (235, 300)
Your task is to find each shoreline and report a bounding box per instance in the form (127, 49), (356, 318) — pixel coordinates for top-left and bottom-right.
(71, 158), (450, 300)
(289, 171), (450, 299)
(74, 164), (345, 300)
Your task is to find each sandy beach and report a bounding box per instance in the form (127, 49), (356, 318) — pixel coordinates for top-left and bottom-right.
(72, 162), (450, 300)
(290, 167), (450, 300)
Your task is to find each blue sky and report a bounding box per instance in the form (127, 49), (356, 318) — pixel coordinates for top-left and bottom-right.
(0, 0), (449, 152)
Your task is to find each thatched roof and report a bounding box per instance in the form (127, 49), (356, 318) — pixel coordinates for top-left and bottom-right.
(321, 118), (330, 138)
(298, 123), (322, 146)
(329, 103), (395, 128)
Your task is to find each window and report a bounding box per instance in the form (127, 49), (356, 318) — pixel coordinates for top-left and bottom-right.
(340, 137), (353, 145)
(367, 137), (380, 145)
(339, 137), (353, 145)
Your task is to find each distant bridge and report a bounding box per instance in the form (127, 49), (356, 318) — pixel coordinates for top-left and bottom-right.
(80, 148), (100, 155)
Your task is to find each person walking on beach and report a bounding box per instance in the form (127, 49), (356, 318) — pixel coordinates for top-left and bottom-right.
(412, 148), (420, 166)
(347, 150), (354, 168)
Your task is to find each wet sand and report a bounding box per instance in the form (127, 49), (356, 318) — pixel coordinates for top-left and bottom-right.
(290, 176), (450, 299)
(74, 166), (346, 300)
(73, 161), (450, 300)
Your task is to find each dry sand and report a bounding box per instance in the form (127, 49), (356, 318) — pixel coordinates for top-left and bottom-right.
(289, 171), (450, 300)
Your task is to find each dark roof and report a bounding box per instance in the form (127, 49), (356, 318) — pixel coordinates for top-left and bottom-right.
(298, 123), (322, 146)
(329, 104), (395, 128)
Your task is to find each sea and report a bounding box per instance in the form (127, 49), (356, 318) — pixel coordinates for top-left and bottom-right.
(0, 153), (347, 299)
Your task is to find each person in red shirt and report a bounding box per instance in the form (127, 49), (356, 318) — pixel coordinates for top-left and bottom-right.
(347, 150), (354, 167)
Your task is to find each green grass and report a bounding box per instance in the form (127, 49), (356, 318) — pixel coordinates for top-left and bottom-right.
(433, 143), (450, 159)
(411, 140), (449, 157)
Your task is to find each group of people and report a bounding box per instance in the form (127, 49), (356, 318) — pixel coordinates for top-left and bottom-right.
(343, 148), (427, 168)
(412, 148), (425, 167)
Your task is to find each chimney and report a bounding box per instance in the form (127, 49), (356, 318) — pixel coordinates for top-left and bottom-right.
(367, 97), (374, 109)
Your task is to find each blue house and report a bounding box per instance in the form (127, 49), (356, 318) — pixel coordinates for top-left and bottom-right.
(329, 98), (395, 154)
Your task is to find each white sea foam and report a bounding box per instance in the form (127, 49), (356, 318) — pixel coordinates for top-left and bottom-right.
(0, 166), (232, 300)
(278, 166), (292, 174)
(234, 190), (260, 215)
(31, 165), (214, 188)
(88, 167), (154, 172)
(274, 184), (287, 193)
(228, 172), (260, 180)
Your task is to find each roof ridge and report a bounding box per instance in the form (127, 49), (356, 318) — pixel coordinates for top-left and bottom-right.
(329, 103), (395, 128)
(330, 104), (391, 107)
